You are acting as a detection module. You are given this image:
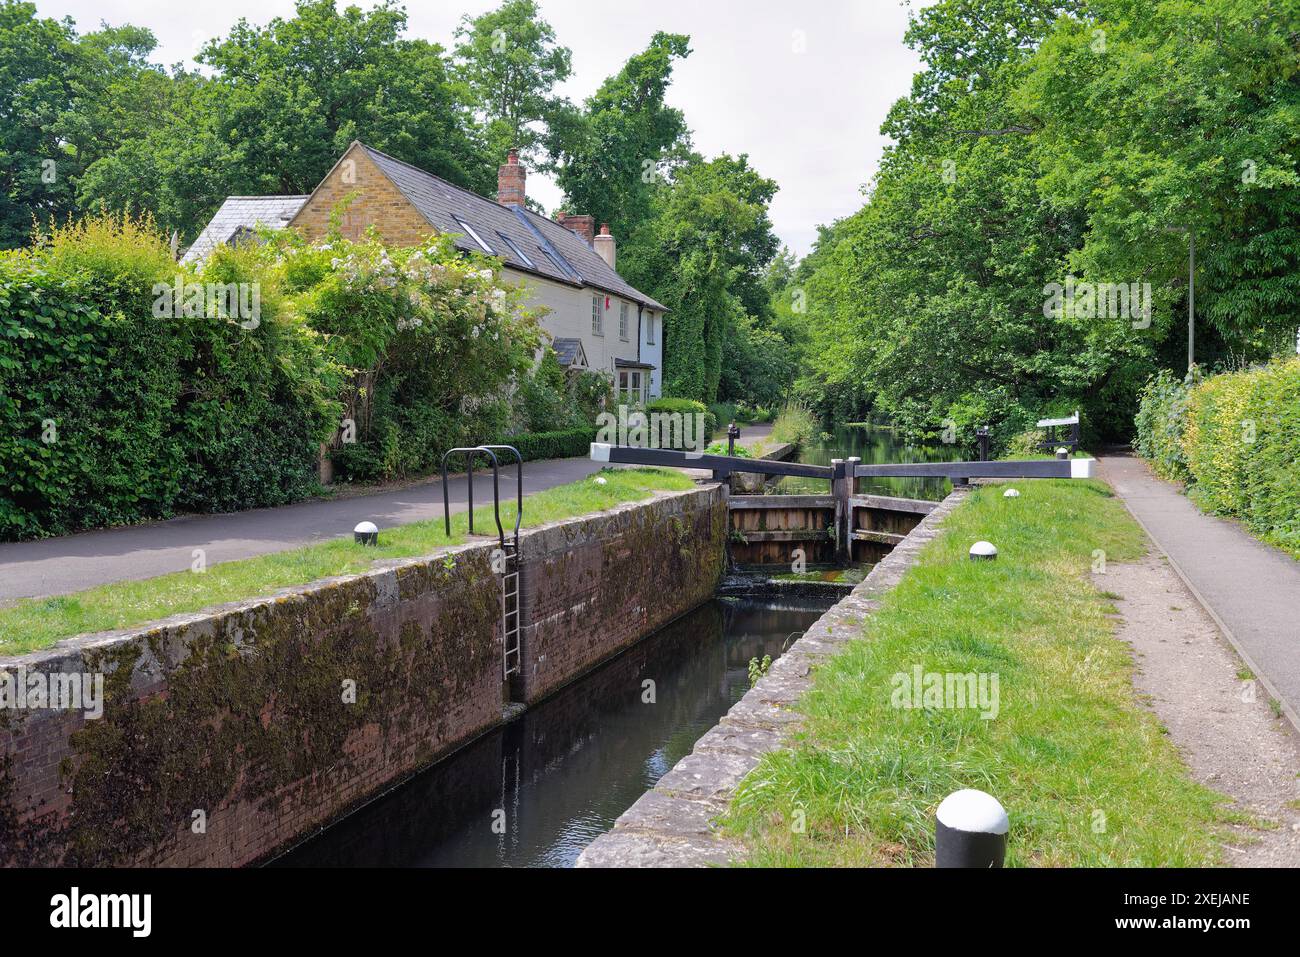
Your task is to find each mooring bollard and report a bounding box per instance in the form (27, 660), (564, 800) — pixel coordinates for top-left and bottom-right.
(1055, 447), (1070, 460)
(935, 789), (1008, 868)
(969, 541), (998, 561)
(354, 521), (379, 546)
(1002, 488), (1020, 498)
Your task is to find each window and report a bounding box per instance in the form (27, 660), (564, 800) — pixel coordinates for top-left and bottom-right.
(453, 216), (493, 254)
(618, 370), (644, 406)
(619, 302), (629, 340)
(591, 295), (603, 335)
(646, 312), (655, 344)
(496, 232), (535, 268)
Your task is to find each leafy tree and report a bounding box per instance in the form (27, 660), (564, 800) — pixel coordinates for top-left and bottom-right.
(1021, 0), (1300, 362)
(0, 1), (80, 247)
(453, 0), (574, 169)
(73, 0), (496, 242)
(551, 32), (693, 236)
(621, 154), (780, 403)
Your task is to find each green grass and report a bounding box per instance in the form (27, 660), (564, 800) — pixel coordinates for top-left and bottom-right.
(0, 468), (694, 656)
(722, 479), (1232, 867)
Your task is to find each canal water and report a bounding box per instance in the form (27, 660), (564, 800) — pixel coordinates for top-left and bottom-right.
(272, 594), (834, 868)
(776, 420), (961, 500)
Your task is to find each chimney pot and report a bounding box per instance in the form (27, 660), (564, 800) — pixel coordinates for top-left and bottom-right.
(594, 223), (617, 271)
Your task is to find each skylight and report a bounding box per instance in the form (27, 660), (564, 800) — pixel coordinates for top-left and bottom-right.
(496, 232), (535, 268)
(453, 216), (494, 254)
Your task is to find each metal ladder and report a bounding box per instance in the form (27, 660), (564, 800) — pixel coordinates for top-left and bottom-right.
(441, 445), (524, 687)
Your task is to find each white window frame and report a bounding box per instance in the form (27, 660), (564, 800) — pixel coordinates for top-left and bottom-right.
(453, 216), (494, 254)
(646, 311), (655, 344)
(591, 294), (603, 336)
(619, 302), (629, 340)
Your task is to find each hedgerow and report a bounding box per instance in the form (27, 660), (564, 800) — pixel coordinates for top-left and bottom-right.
(0, 214), (342, 539)
(1135, 360), (1300, 557)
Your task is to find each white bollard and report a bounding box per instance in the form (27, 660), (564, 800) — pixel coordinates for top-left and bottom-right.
(935, 789), (1008, 868)
(354, 521), (379, 546)
(1003, 488), (1020, 498)
(969, 541), (998, 561)
(1055, 447), (1070, 460)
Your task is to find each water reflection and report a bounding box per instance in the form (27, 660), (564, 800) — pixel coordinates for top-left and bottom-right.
(776, 420), (960, 500)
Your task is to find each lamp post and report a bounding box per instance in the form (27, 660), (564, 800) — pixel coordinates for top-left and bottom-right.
(1166, 226), (1196, 370)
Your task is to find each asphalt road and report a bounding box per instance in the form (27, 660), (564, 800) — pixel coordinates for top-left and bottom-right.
(1100, 452), (1300, 731)
(0, 456), (607, 602)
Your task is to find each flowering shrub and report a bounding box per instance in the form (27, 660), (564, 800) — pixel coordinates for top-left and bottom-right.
(261, 228), (543, 481)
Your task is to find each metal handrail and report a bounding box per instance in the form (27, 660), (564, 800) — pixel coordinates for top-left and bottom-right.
(476, 445), (523, 544)
(441, 446), (506, 550)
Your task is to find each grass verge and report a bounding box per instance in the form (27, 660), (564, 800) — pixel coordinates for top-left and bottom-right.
(0, 468), (693, 656)
(722, 479), (1231, 866)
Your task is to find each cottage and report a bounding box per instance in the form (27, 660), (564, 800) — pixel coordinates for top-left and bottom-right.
(183, 142), (666, 402)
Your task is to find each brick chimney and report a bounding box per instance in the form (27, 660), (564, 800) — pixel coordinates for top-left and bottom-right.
(594, 223), (616, 271)
(556, 212), (596, 246)
(497, 149), (526, 207)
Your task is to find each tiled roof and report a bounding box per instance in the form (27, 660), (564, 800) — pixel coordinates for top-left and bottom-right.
(551, 337), (587, 368)
(181, 196), (308, 265)
(359, 144), (669, 312)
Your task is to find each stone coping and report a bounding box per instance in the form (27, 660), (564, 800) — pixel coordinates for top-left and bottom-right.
(0, 484), (719, 671)
(575, 487), (970, 868)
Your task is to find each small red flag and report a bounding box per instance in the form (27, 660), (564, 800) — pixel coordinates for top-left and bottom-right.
(605, 296), (610, 309)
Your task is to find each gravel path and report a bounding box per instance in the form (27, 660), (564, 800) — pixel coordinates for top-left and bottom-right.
(1102, 554), (1300, 866)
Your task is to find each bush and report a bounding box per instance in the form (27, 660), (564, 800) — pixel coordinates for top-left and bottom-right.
(0, 214), (341, 540)
(1135, 360), (1300, 557)
(647, 397), (717, 447)
(1134, 369), (1197, 482)
(770, 398), (819, 446)
(1004, 429), (1046, 459)
(499, 428), (597, 462)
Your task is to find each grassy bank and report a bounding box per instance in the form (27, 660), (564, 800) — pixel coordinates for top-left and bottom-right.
(723, 479), (1230, 866)
(0, 468), (694, 656)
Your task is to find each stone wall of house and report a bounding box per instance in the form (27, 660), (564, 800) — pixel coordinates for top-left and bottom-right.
(289, 143), (433, 246)
(0, 486), (726, 867)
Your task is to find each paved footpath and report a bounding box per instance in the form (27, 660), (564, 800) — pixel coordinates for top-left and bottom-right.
(0, 423), (774, 604)
(1099, 452), (1300, 730)
(0, 456), (607, 602)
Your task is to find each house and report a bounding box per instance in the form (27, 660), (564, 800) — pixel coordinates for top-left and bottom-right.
(184, 142), (666, 403)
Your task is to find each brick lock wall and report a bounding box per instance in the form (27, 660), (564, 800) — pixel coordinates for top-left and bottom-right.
(0, 486), (728, 867)
(0, 540), (504, 868)
(517, 487), (728, 705)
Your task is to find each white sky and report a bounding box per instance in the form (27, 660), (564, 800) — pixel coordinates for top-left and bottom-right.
(34, 0), (926, 257)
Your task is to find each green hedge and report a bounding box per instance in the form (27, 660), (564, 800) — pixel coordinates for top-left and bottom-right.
(0, 218), (340, 540)
(1134, 360), (1300, 556)
(647, 397), (717, 447)
(500, 428), (597, 462)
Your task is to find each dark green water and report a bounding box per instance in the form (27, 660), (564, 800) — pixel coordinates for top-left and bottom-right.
(271, 595), (833, 869)
(776, 421), (962, 500)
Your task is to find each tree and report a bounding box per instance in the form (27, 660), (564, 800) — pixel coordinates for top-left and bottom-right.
(1021, 0), (1300, 362)
(550, 32), (693, 236)
(73, 0), (496, 242)
(621, 154), (780, 403)
(453, 0), (573, 169)
(0, 1), (81, 246)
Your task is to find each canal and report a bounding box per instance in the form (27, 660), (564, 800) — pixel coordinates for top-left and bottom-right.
(272, 594), (834, 868)
(776, 420), (961, 500)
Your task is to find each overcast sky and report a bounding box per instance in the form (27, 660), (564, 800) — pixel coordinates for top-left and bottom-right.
(34, 0), (926, 257)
